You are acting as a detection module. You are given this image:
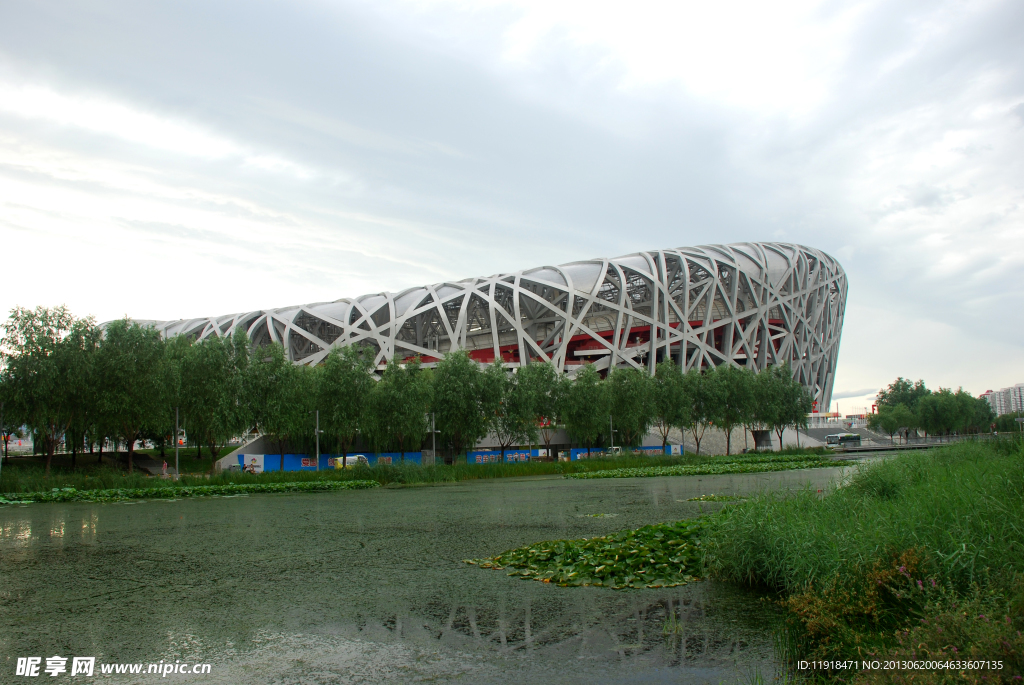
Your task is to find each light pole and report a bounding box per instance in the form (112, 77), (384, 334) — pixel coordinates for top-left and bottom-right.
(609, 415), (614, 449)
(431, 412), (436, 465)
(309, 410), (320, 471)
(174, 407), (179, 481)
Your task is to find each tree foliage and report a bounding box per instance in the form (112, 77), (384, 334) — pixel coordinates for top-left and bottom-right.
(652, 361), (691, 450)
(560, 364), (609, 455)
(317, 345), (374, 464)
(365, 357), (431, 458)
(431, 350), (489, 461)
(708, 365), (754, 455)
(483, 361), (539, 458)
(1, 306), (99, 475)
(96, 319), (167, 474)
(608, 367), (654, 448)
(517, 362), (561, 454)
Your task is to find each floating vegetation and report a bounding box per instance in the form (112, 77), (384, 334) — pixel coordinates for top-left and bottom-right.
(465, 518), (707, 590)
(565, 458), (835, 480)
(685, 494), (745, 502)
(0, 479), (380, 504)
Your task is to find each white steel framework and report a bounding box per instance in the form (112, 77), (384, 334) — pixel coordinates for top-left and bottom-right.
(148, 242), (847, 409)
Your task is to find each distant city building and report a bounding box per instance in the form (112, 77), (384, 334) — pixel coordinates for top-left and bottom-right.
(127, 242), (848, 410)
(980, 384), (1024, 415)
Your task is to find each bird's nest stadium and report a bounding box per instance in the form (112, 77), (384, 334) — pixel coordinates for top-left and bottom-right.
(144, 242), (847, 410)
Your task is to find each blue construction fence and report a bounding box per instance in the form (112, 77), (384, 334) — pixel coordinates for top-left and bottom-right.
(469, 446), (677, 463)
(238, 445), (679, 471)
(238, 452), (422, 472)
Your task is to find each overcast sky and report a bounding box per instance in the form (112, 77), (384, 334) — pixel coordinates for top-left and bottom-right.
(1, 0), (1022, 409)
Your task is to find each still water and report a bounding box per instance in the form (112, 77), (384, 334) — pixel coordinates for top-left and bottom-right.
(0, 467), (848, 684)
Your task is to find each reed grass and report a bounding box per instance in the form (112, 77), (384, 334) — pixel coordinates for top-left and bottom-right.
(703, 439), (1024, 678)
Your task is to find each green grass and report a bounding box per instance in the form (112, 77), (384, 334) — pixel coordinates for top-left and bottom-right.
(0, 447), (831, 494)
(703, 439), (1024, 679)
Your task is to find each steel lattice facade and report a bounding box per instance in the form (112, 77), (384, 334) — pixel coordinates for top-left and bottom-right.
(148, 242), (847, 410)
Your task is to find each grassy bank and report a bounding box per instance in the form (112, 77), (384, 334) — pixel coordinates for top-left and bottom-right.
(467, 441), (1024, 682)
(705, 439), (1024, 680)
(565, 452), (835, 479)
(0, 446), (831, 494)
(0, 479), (380, 504)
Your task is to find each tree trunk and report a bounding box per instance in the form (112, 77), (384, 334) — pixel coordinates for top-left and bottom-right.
(98, 440), (104, 463)
(127, 434), (135, 474)
(725, 428), (732, 456)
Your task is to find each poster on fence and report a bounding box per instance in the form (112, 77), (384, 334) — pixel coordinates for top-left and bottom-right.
(239, 454), (264, 474)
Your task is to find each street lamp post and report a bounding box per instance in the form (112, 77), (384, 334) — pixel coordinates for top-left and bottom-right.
(609, 416), (614, 449)
(174, 407), (179, 481)
(315, 409), (320, 472)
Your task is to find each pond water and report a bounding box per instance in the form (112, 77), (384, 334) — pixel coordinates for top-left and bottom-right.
(0, 466), (850, 684)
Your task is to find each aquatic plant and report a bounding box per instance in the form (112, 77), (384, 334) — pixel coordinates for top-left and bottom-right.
(565, 458), (835, 480)
(465, 519), (707, 590)
(0, 479), (379, 504)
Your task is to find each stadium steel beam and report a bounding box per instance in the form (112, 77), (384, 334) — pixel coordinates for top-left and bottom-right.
(143, 242), (847, 411)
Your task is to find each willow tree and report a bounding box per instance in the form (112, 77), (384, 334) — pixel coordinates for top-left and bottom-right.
(608, 367), (654, 449)
(96, 318), (167, 474)
(560, 364), (609, 456)
(431, 350), (489, 462)
(1, 306), (99, 476)
(365, 356), (432, 460)
(652, 360), (690, 452)
(317, 345), (374, 466)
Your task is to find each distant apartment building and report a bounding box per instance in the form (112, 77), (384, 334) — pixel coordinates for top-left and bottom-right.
(980, 384), (1024, 416)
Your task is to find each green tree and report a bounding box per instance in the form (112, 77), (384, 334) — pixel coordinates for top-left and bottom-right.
(172, 333), (246, 469)
(681, 367), (719, 455)
(652, 361), (690, 452)
(482, 361), (538, 459)
(1, 306), (100, 476)
(994, 411), (1024, 433)
(0, 375), (24, 463)
(96, 319), (167, 474)
(517, 362), (561, 457)
(317, 345), (374, 466)
(608, 367), (654, 449)
(560, 364), (609, 456)
(431, 350), (489, 462)
(365, 357), (431, 459)
(916, 388), (958, 440)
(709, 365), (755, 455)
(878, 377), (930, 411)
(776, 364), (813, 447)
(954, 389), (993, 434)
(245, 343), (312, 470)
(868, 404), (905, 444)
(63, 327), (101, 469)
